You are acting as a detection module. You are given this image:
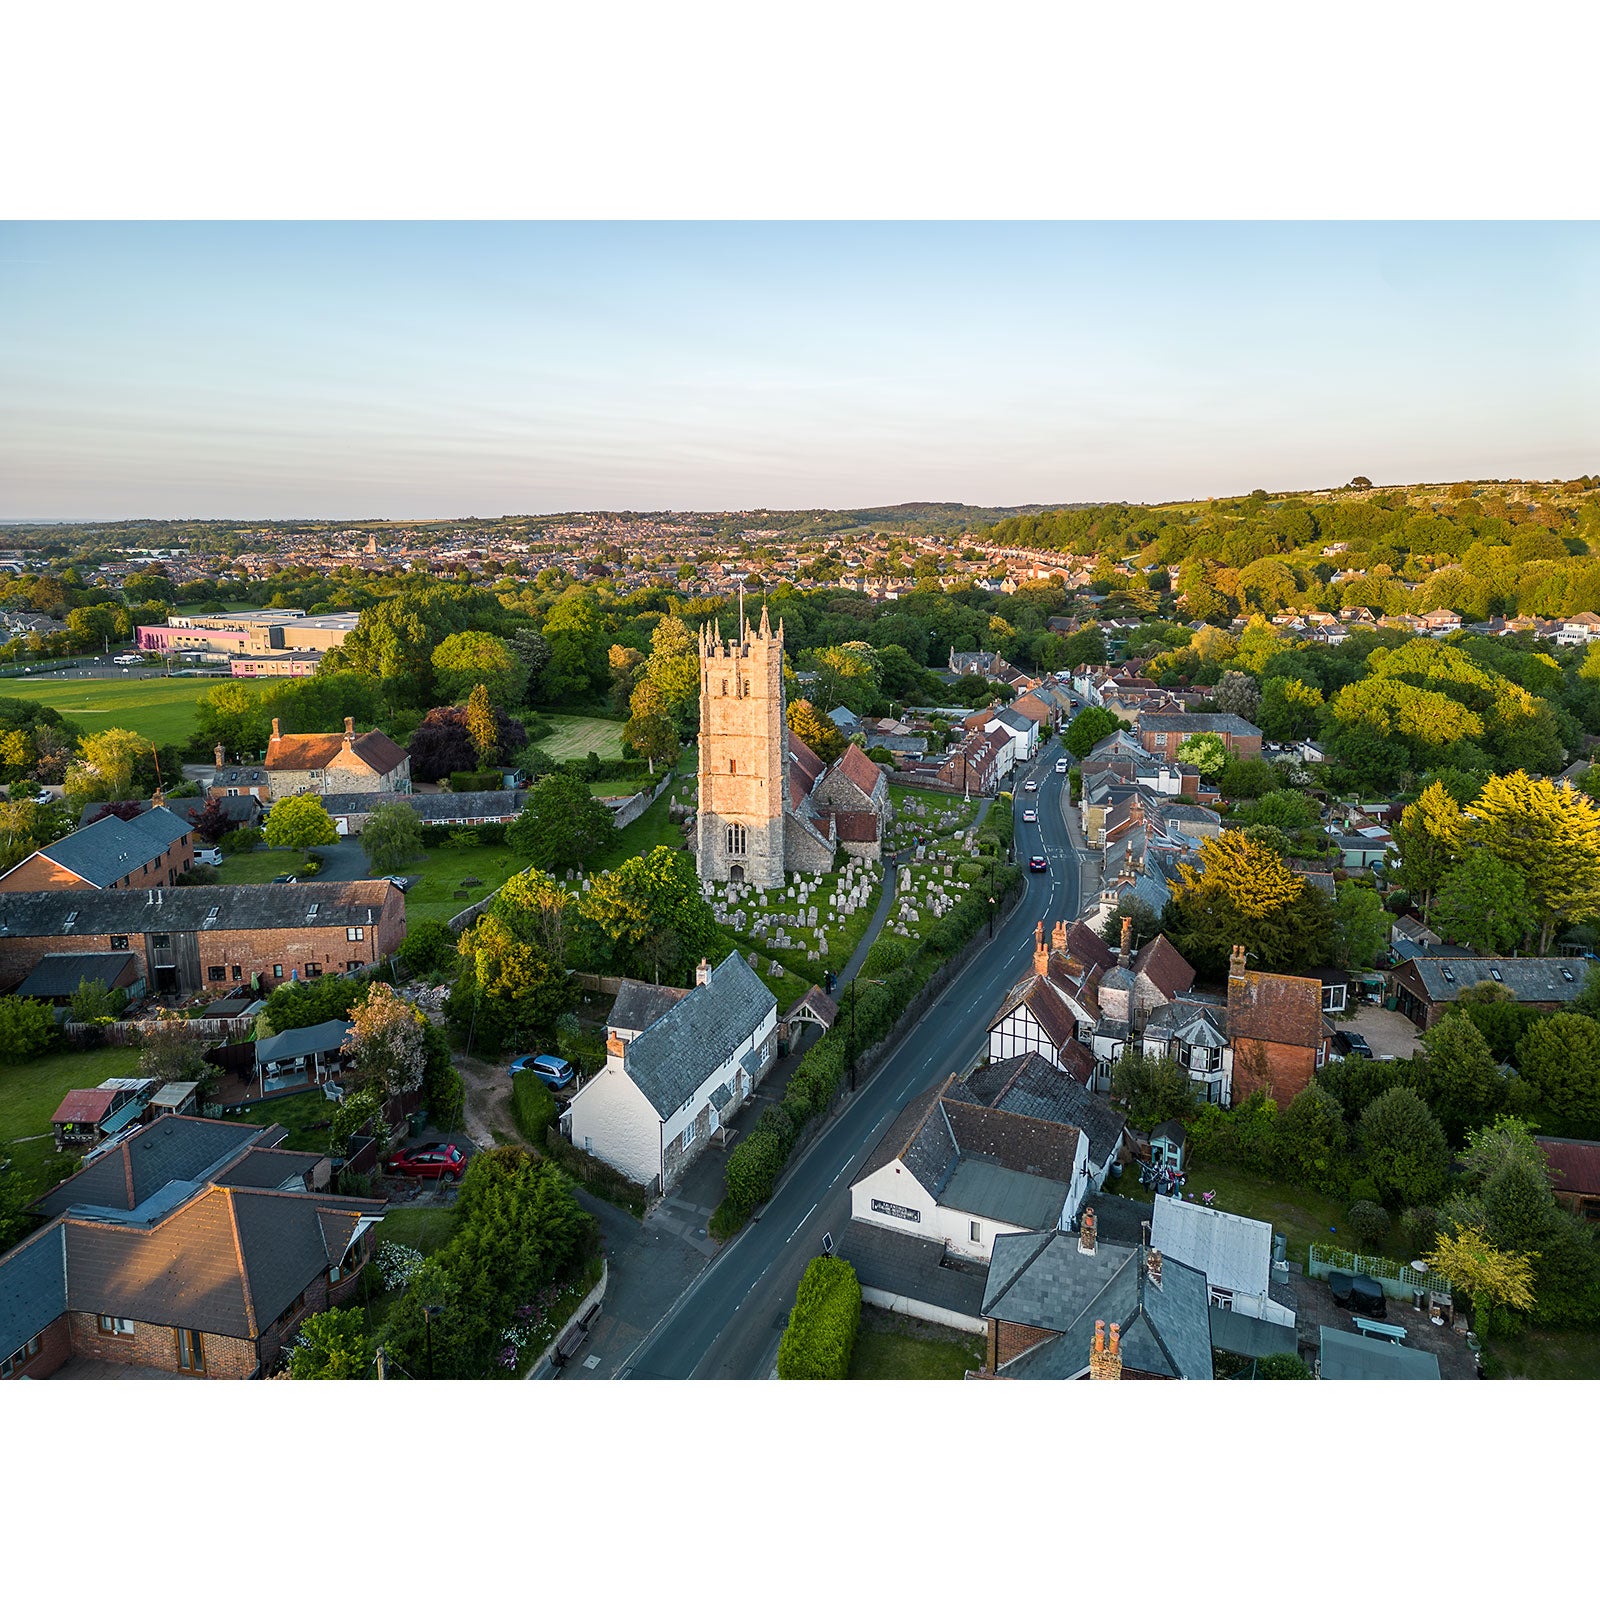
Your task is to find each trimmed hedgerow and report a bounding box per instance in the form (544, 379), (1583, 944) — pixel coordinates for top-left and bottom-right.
(511, 1072), (558, 1146)
(777, 1255), (862, 1380)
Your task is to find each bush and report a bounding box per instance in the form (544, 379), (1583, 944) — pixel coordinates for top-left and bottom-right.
(709, 1197), (750, 1240)
(220, 826), (261, 856)
(425, 1059), (465, 1134)
(1399, 1205), (1442, 1258)
(175, 864), (219, 886)
(511, 1072), (558, 1146)
(397, 920), (455, 977)
(724, 1126), (788, 1213)
(1255, 1352), (1313, 1379)
(449, 770), (504, 793)
(777, 1255), (862, 1380)
(1348, 1176), (1381, 1206)
(1346, 1199), (1391, 1249)
(859, 934), (914, 980)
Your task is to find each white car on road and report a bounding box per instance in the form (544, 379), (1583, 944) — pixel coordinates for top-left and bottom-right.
(1022, 808), (1038, 823)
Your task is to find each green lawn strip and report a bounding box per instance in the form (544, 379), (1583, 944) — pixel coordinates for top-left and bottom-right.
(232, 1087), (340, 1151)
(847, 1309), (985, 1378)
(0, 676), (214, 746)
(586, 786), (688, 874)
(215, 846), (319, 885)
(1486, 1326), (1600, 1380)
(535, 714), (626, 763)
(363, 1203), (465, 1330)
(405, 841), (525, 924)
(1183, 1160), (1406, 1267)
(0, 1045), (145, 1199)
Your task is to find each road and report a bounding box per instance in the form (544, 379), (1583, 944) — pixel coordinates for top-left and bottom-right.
(621, 735), (1085, 1379)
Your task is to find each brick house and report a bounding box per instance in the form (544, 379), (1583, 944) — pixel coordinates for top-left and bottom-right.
(1386, 955), (1586, 1031)
(1135, 712), (1262, 763)
(1226, 947), (1329, 1102)
(0, 806), (195, 894)
(1534, 1137), (1600, 1222)
(0, 880), (405, 996)
(265, 716), (410, 801)
(0, 1114), (380, 1380)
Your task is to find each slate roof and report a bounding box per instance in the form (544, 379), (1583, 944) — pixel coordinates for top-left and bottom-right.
(987, 1231), (1213, 1381)
(0, 1227), (66, 1363)
(994, 972), (1078, 1050)
(607, 978), (691, 1037)
(940, 1162), (1070, 1231)
(1318, 1326), (1440, 1380)
(256, 1018), (353, 1066)
(982, 1228), (1130, 1328)
(853, 1081), (947, 1186)
(1210, 1305), (1298, 1360)
(837, 1219), (988, 1322)
(1537, 1136), (1600, 1196)
(319, 789), (528, 822)
(1151, 1193), (1272, 1299)
(32, 1115), (284, 1218)
(966, 1051), (1127, 1167)
(0, 879), (395, 937)
(1393, 956), (1587, 1007)
(266, 727), (407, 775)
(622, 951), (776, 1119)
(13, 807), (193, 889)
(15, 951), (140, 999)
(1228, 971), (1325, 1049)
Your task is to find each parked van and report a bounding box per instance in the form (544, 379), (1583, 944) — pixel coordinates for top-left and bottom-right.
(112, 653), (142, 665)
(194, 846), (223, 867)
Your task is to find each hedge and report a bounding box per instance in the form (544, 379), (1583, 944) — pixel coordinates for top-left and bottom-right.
(448, 770), (505, 792)
(511, 1072), (558, 1146)
(777, 1255), (862, 1380)
(543, 1131), (650, 1217)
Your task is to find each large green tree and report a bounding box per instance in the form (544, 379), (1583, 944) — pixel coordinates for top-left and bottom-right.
(507, 773), (614, 873)
(431, 631), (529, 707)
(580, 845), (716, 984)
(1430, 850), (1539, 954)
(1408, 1011), (1505, 1145)
(1063, 706), (1123, 758)
(1515, 1012), (1600, 1132)
(263, 792), (338, 851)
(362, 801), (425, 875)
(1358, 1086), (1451, 1207)
(1332, 879), (1393, 970)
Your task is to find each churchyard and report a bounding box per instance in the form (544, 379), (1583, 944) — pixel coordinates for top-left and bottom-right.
(884, 784), (979, 851)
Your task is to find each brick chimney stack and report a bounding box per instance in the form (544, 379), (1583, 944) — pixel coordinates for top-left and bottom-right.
(696, 957), (712, 986)
(1033, 920), (1049, 976)
(270, 718), (281, 742)
(1051, 920), (1069, 953)
(1229, 945), (1247, 978)
(343, 715), (355, 749)
(1090, 1320), (1123, 1380)
(214, 743), (224, 771)
(606, 1029), (625, 1059)
(1147, 1248), (1164, 1291)
(1078, 1206), (1097, 1255)
(1119, 915), (1133, 968)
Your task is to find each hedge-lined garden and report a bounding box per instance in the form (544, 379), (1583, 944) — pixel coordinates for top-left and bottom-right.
(777, 1255), (862, 1379)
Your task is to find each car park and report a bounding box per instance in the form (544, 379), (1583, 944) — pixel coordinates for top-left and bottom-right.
(383, 1143), (468, 1180)
(1029, 855), (1049, 872)
(1022, 808), (1037, 823)
(508, 1053), (574, 1089)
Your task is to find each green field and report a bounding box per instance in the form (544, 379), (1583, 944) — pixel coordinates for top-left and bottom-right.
(535, 714), (626, 763)
(0, 675), (214, 747)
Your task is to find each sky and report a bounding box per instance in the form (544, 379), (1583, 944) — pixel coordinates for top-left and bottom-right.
(1, 221), (1595, 521)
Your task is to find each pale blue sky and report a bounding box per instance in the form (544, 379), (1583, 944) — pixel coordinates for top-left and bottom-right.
(1, 222), (1594, 519)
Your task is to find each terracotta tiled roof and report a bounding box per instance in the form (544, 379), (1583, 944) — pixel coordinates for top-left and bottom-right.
(1228, 971), (1324, 1049)
(825, 809), (880, 843)
(834, 742), (884, 799)
(1008, 974), (1079, 1049)
(1133, 934), (1196, 1000)
(787, 730), (824, 807)
(266, 729), (407, 775)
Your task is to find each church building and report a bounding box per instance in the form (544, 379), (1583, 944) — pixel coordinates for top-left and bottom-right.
(696, 608), (887, 887)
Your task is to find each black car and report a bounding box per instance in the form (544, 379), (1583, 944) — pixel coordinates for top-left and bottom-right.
(1028, 855), (1049, 872)
(1334, 1029), (1373, 1058)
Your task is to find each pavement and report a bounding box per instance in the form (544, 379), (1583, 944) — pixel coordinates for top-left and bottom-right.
(619, 737), (1085, 1379)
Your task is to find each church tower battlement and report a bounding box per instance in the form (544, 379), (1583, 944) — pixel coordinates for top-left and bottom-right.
(696, 605), (788, 887)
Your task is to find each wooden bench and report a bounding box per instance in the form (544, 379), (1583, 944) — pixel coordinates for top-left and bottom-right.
(553, 1323), (589, 1367)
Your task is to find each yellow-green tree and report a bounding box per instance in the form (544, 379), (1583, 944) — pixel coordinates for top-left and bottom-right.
(1468, 771), (1600, 952)
(1427, 1225), (1537, 1331)
(1178, 831), (1304, 918)
(263, 792), (338, 851)
(787, 699), (845, 762)
(63, 727), (148, 803)
(1388, 780), (1464, 919)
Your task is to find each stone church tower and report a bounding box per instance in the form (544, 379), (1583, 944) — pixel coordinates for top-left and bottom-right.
(696, 607), (788, 887)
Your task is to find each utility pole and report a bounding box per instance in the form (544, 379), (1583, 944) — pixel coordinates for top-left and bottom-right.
(374, 1345), (388, 1380)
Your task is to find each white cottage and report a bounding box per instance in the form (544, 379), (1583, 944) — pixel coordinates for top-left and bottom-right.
(849, 1076), (1092, 1263)
(1150, 1193), (1294, 1328)
(565, 952), (777, 1194)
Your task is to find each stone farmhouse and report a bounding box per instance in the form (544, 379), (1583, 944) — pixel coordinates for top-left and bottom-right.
(264, 717), (410, 801)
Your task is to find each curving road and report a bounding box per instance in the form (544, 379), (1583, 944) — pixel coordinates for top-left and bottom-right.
(620, 734), (1085, 1379)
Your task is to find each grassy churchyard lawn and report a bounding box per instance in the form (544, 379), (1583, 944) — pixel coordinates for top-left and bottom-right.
(885, 784), (981, 851)
(0, 675), (215, 746)
(534, 714), (626, 763)
(0, 1044), (144, 1203)
(848, 1308), (985, 1379)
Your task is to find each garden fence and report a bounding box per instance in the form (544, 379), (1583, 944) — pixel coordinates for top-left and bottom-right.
(1308, 1243), (1451, 1300)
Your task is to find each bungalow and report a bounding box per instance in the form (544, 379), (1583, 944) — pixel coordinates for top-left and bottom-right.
(0, 1115), (379, 1380)
(1387, 955), (1586, 1030)
(565, 953), (777, 1194)
(849, 1076), (1092, 1263)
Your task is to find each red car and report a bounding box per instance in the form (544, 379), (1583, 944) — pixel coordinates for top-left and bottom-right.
(384, 1143), (468, 1180)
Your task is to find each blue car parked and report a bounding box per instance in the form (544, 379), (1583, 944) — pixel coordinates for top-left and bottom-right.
(508, 1053), (574, 1089)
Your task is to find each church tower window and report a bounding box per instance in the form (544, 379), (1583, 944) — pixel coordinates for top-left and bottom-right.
(727, 823), (747, 855)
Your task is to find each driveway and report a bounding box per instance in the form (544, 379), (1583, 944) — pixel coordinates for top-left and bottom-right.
(309, 840), (371, 882)
(1347, 1004), (1419, 1060)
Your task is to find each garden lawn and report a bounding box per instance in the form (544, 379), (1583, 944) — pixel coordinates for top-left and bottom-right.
(404, 841), (525, 925)
(847, 1309), (985, 1378)
(0, 676), (213, 746)
(1183, 1160), (1405, 1267)
(1487, 1327), (1600, 1380)
(586, 783), (687, 873)
(215, 846), (319, 885)
(0, 1044), (144, 1201)
(535, 714), (626, 763)
(234, 1088), (339, 1151)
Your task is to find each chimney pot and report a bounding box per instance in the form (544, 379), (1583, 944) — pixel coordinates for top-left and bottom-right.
(696, 957), (712, 986)
(270, 718), (281, 740)
(606, 1029), (625, 1058)
(1119, 914), (1133, 967)
(1229, 944), (1247, 978)
(344, 716), (355, 736)
(214, 743), (224, 770)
